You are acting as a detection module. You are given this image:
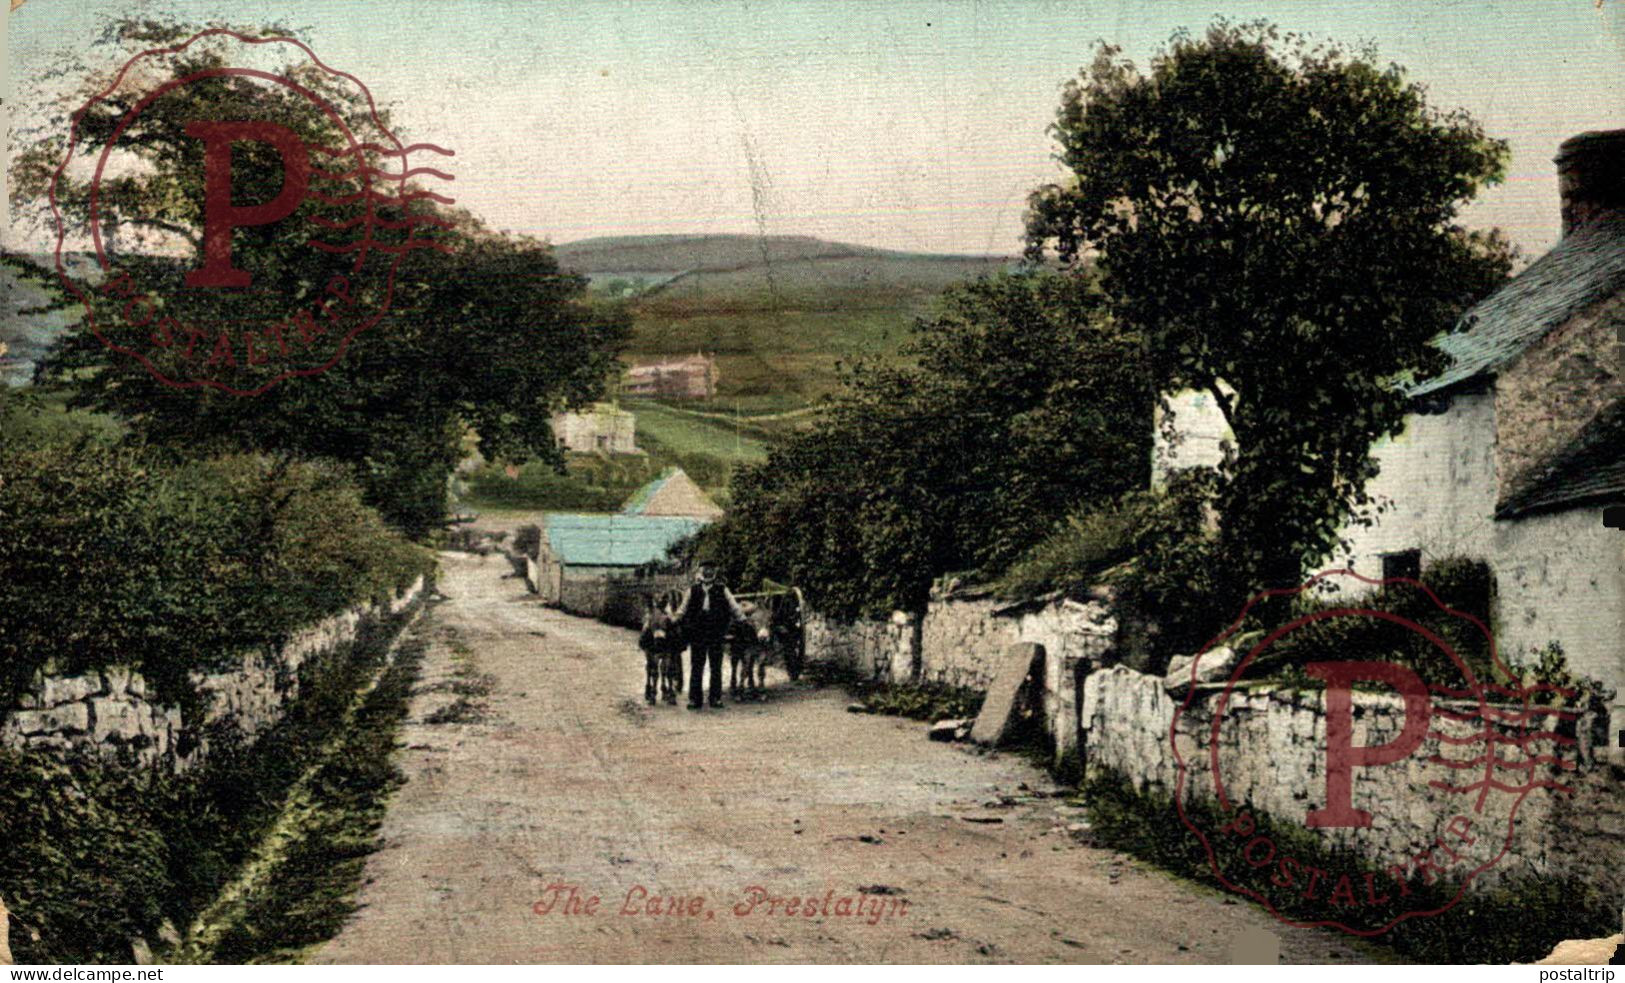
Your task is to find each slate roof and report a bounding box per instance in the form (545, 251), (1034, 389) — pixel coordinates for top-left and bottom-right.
(1496, 397), (1625, 518)
(541, 513), (704, 568)
(1410, 217), (1625, 397)
(620, 467), (724, 519)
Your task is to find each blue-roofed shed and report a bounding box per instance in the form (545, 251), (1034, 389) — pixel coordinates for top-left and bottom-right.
(541, 513), (704, 571)
(529, 510), (708, 608)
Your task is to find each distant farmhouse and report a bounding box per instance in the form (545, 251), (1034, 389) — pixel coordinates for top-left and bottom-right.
(550, 401), (639, 455)
(1158, 128), (1625, 700)
(624, 353), (717, 399)
(528, 468), (723, 616)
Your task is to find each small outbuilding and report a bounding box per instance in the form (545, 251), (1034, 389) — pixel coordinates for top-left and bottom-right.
(620, 467), (724, 520)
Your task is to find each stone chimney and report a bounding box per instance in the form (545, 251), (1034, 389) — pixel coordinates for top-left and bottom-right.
(1556, 129), (1625, 235)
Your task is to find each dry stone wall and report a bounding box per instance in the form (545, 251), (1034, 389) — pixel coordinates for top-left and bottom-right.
(805, 591), (1116, 767)
(0, 576), (425, 770)
(802, 611), (918, 682)
(1081, 664), (1621, 897)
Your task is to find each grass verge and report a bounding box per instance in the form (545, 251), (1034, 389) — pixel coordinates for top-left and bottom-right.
(0, 601), (425, 965)
(175, 614), (430, 963)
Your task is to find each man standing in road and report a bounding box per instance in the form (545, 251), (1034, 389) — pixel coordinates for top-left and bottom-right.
(675, 562), (748, 710)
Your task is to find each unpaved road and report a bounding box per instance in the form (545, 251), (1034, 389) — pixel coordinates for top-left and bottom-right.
(315, 550), (1373, 964)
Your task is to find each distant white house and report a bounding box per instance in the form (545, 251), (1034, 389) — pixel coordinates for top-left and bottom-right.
(1155, 129), (1625, 700)
(551, 402), (640, 455)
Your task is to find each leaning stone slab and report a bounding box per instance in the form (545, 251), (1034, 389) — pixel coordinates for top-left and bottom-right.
(1163, 646), (1239, 696)
(970, 642), (1045, 747)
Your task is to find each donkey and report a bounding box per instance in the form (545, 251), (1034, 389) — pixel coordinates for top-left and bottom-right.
(639, 593), (685, 705)
(726, 601), (775, 700)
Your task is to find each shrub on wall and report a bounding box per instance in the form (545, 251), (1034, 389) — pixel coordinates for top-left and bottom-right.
(0, 444), (433, 712)
(997, 469), (1229, 669)
(1240, 557), (1501, 686)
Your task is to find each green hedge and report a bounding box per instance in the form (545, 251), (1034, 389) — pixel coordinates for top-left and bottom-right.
(0, 444), (433, 712)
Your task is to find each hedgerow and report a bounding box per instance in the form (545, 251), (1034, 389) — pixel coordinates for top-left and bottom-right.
(0, 442), (433, 714)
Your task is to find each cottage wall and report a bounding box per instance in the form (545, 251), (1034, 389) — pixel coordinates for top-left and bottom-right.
(551, 404), (639, 455)
(1335, 388), (1625, 693)
(1495, 292), (1625, 500)
(1491, 508), (1625, 689)
(1336, 388), (1500, 571)
(1153, 381), (1625, 693)
(1152, 389), (1229, 485)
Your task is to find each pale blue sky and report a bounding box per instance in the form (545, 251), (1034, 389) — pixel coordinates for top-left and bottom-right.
(6, 0), (1625, 257)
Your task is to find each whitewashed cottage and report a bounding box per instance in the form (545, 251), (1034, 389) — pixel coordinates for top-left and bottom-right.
(1157, 129), (1625, 701)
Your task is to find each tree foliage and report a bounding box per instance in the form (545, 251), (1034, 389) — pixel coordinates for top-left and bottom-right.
(698, 271), (1150, 617)
(14, 18), (628, 535)
(1025, 20), (1514, 598)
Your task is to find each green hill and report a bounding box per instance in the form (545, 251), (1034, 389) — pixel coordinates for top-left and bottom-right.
(555, 234), (1017, 413)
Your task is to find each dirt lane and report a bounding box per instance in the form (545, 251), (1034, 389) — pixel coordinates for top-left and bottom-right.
(315, 551), (1372, 964)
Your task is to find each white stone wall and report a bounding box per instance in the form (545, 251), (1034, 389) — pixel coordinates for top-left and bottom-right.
(918, 595), (1020, 690)
(1081, 664), (1620, 894)
(1153, 388), (1230, 486)
(0, 576), (425, 770)
(802, 611), (917, 682)
(805, 593), (1116, 767)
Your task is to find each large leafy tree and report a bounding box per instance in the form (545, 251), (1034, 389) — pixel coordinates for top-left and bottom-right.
(700, 271), (1150, 618)
(1025, 21), (1514, 597)
(12, 18), (628, 535)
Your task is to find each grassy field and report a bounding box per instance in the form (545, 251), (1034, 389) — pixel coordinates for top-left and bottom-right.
(629, 399), (769, 462)
(560, 234), (1015, 413)
(459, 399), (771, 514)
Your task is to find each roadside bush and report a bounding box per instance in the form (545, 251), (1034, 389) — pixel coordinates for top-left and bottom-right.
(0, 752), (171, 964)
(998, 469), (1229, 670)
(852, 680), (984, 721)
(0, 444), (433, 712)
(1240, 557), (1499, 686)
(463, 460), (629, 511)
(512, 524), (542, 560)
